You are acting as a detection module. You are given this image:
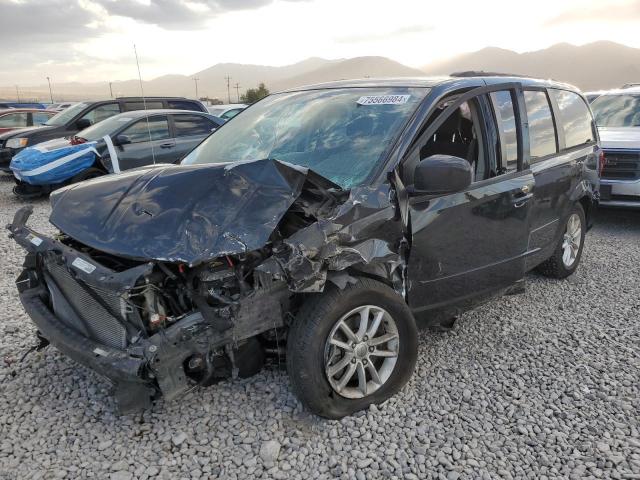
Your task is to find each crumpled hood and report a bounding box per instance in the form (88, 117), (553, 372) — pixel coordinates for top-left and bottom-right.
(598, 127), (640, 150)
(49, 158), (340, 265)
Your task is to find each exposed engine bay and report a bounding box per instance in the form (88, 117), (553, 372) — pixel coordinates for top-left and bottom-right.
(9, 159), (407, 412)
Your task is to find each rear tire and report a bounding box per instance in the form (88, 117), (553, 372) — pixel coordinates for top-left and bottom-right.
(286, 278), (418, 419)
(536, 203), (586, 279)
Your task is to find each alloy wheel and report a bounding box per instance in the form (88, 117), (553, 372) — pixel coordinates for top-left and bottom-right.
(562, 213), (582, 268)
(324, 305), (399, 399)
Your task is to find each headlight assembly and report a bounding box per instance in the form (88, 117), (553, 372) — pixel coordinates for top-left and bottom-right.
(6, 138), (28, 149)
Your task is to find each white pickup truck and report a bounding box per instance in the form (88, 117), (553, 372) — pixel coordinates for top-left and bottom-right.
(591, 88), (640, 208)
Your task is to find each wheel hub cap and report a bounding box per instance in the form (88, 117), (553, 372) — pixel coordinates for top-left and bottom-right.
(562, 213), (582, 268)
(324, 305), (400, 399)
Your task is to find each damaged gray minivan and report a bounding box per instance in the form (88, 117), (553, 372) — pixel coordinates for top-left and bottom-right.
(9, 76), (600, 418)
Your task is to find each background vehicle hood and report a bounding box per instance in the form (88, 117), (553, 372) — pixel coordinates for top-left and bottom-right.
(0, 125), (53, 140)
(49, 159), (340, 265)
(598, 127), (640, 150)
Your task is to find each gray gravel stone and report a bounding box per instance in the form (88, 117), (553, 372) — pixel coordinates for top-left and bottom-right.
(0, 180), (638, 479)
(260, 440), (281, 466)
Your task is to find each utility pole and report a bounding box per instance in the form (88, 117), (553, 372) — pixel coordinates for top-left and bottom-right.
(225, 75), (232, 103)
(46, 76), (54, 103)
(192, 77), (200, 99)
(15, 85), (20, 102)
(109, 81), (113, 99)
(235, 83), (241, 103)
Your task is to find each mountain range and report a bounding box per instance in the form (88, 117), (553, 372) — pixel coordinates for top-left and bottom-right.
(2, 41), (639, 102)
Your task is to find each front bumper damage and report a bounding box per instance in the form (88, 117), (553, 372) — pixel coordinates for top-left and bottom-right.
(9, 207), (288, 412)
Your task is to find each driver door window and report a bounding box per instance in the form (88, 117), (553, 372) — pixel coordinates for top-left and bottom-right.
(403, 97), (488, 185)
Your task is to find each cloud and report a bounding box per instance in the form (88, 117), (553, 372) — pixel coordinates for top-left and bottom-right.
(336, 25), (434, 44)
(546, 0), (640, 25)
(0, 0), (103, 45)
(93, 0), (309, 29)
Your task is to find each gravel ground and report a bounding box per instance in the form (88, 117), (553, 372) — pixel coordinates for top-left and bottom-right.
(0, 174), (639, 480)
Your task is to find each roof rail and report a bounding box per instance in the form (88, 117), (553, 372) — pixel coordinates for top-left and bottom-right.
(450, 71), (529, 78)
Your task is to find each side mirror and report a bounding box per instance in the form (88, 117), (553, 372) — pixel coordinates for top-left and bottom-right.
(75, 118), (91, 130)
(115, 135), (131, 146)
(413, 154), (473, 195)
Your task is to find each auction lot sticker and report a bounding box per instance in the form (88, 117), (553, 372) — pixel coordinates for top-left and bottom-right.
(357, 95), (411, 105)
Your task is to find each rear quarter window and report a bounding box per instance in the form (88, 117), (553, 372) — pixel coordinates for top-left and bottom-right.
(550, 90), (594, 149)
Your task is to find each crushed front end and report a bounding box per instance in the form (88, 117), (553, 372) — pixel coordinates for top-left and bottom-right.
(9, 206), (291, 412)
(7, 160), (407, 413)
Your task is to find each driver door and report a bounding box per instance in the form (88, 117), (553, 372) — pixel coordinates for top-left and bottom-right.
(402, 84), (535, 317)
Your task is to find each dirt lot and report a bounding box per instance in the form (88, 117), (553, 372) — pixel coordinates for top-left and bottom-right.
(0, 174), (638, 480)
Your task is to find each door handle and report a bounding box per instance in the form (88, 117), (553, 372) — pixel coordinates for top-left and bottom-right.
(513, 193), (533, 208)
(160, 142), (174, 149)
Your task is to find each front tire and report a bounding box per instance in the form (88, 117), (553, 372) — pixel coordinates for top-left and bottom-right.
(286, 278), (418, 419)
(536, 203), (586, 279)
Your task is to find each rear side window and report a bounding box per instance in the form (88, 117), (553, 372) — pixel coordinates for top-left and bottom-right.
(122, 116), (170, 143)
(123, 101), (164, 112)
(523, 91), (557, 159)
(489, 91), (518, 173)
(0, 112), (28, 127)
(550, 90), (594, 148)
(81, 103), (121, 124)
(167, 100), (203, 112)
(173, 115), (216, 137)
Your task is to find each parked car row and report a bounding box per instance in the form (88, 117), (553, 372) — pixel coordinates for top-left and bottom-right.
(8, 75), (603, 418)
(0, 96), (215, 196)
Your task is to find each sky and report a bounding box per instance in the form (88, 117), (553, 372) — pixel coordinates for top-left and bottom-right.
(1, 0), (640, 86)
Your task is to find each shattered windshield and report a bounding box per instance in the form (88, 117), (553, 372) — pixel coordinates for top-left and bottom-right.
(182, 87), (428, 188)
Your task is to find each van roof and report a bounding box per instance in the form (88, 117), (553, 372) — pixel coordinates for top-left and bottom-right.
(280, 75), (578, 93)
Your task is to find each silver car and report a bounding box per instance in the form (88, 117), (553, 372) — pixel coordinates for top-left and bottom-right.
(591, 88), (640, 208)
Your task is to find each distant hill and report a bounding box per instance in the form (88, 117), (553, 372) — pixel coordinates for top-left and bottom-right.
(3, 41), (640, 102)
(422, 41), (640, 91)
(0, 56), (425, 102)
(273, 56), (425, 90)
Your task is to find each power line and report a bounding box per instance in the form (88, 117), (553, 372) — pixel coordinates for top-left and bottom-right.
(235, 83), (240, 103)
(109, 81), (113, 99)
(225, 75), (232, 103)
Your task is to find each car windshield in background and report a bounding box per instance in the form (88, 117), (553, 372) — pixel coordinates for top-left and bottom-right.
(44, 102), (87, 126)
(77, 114), (132, 141)
(182, 87), (428, 188)
(591, 94), (640, 127)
